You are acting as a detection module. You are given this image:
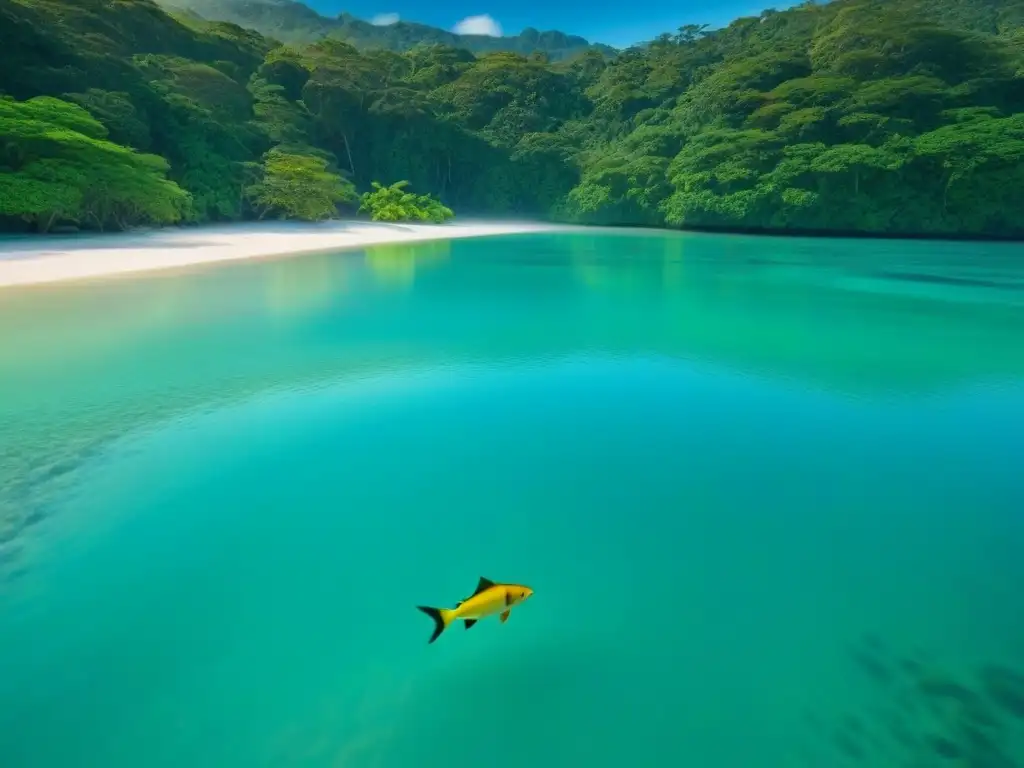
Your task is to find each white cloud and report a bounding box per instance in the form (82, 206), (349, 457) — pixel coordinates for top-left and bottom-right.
(452, 14), (503, 36)
(370, 12), (399, 25)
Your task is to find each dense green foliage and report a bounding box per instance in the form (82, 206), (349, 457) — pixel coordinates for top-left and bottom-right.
(0, 95), (190, 231)
(161, 0), (616, 60)
(2, 0), (1023, 237)
(359, 180), (455, 223)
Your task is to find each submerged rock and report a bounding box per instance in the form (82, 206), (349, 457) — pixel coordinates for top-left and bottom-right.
(0, 542), (22, 566)
(851, 646), (894, 686)
(917, 674), (983, 711)
(887, 713), (917, 749)
(842, 713), (865, 734)
(928, 734), (962, 760)
(828, 637), (1024, 768)
(861, 633), (886, 653)
(900, 657), (925, 679)
(978, 665), (1024, 721)
(833, 724), (868, 761)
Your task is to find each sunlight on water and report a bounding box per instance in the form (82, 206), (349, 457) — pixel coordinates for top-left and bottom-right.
(1, 231), (1023, 767)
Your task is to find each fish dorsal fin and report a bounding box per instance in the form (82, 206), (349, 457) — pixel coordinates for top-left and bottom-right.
(472, 577), (496, 596)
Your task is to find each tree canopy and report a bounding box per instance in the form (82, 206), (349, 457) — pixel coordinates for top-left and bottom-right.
(245, 148), (357, 221)
(1, 0), (1023, 237)
(0, 95), (190, 231)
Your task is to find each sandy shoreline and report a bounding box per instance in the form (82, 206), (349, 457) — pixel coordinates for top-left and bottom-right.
(0, 219), (572, 289)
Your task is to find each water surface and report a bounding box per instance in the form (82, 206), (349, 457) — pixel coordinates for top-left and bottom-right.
(1, 230), (1023, 768)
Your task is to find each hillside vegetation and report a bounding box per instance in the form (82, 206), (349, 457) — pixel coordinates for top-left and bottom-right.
(1, 0), (1023, 237)
(160, 0), (617, 60)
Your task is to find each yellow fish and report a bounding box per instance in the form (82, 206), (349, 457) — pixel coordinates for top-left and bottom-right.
(417, 576), (534, 644)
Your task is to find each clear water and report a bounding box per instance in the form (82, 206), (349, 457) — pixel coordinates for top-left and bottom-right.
(1, 230), (1023, 768)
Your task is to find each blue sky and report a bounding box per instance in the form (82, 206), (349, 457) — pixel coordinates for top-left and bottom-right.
(306, 0), (792, 48)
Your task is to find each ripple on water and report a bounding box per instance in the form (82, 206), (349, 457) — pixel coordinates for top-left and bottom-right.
(0, 360), (394, 580)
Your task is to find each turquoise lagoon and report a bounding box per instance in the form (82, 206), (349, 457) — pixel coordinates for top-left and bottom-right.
(0, 229), (1022, 767)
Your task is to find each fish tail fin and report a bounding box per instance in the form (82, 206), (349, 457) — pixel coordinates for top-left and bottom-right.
(416, 605), (456, 644)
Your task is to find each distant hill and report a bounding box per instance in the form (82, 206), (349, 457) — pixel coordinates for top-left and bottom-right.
(159, 0), (618, 59)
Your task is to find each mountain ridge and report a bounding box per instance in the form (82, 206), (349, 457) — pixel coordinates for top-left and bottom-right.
(159, 0), (618, 59)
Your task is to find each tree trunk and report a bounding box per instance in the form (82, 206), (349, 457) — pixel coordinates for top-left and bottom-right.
(37, 210), (57, 234)
(342, 132), (355, 176)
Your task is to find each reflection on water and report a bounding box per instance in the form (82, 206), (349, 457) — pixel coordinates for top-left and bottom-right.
(364, 239), (451, 287)
(260, 253), (352, 320)
(1, 229), (1023, 575)
(0, 229), (1023, 768)
(2, 230), (1024, 576)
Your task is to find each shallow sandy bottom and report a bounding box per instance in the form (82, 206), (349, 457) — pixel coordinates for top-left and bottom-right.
(0, 219), (573, 288)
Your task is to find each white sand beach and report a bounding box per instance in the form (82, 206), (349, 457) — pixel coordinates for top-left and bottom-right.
(0, 219), (571, 289)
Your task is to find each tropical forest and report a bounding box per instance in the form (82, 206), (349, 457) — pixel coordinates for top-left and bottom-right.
(1, 0), (1023, 237)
